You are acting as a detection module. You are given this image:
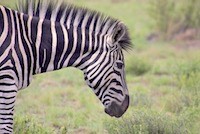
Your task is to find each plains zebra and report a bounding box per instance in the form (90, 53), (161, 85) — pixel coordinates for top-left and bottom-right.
(0, 0), (131, 133)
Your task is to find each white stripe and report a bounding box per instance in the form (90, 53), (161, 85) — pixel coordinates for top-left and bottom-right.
(35, 19), (44, 73)
(9, 10), (19, 87)
(78, 14), (98, 69)
(0, 60), (13, 69)
(58, 24), (68, 68)
(47, 22), (57, 71)
(15, 11), (28, 88)
(101, 20), (112, 35)
(66, 9), (73, 29)
(60, 8), (67, 24)
(107, 21), (118, 35)
(95, 17), (101, 33)
(20, 13), (34, 85)
(0, 47), (10, 63)
(63, 13), (79, 67)
(42, 49), (46, 67)
(27, 16), (33, 44)
(28, 0), (33, 16)
(90, 53), (109, 80)
(50, 1), (61, 22)
(77, 14), (92, 69)
(86, 34), (104, 75)
(71, 11), (84, 66)
(39, 1), (48, 19)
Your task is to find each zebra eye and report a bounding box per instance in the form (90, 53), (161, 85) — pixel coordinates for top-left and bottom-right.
(115, 62), (124, 69)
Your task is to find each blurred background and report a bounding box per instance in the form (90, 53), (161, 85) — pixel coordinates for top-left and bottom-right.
(0, 0), (200, 133)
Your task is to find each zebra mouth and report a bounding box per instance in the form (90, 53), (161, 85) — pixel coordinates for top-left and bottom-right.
(104, 95), (129, 118)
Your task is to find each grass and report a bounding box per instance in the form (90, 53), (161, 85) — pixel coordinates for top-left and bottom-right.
(0, 0), (200, 133)
(105, 109), (191, 134)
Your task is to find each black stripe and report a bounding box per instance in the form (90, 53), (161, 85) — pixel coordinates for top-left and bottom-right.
(0, 96), (15, 99)
(0, 66), (13, 71)
(56, 5), (64, 22)
(0, 75), (14, 80)
(83, 28), (90, 55)
(110, 79), (122, 86)
(93, 16), (98, 32)
(35, 1), (40, 16)
(0, 113), (13, 116)
(0, 90), (17, 93)
(110, 88), (123, 96)
(0, 7), (4, 36)
(92, 69), (113, 90)
(68, 27), (82, 66)
(0, 101), (15, 105)
(30, 17), (39, 74)
(54, 23), (64, 69)
(0, 118), (13, 121)
(0, 122), (13, 125)
(96, 79), (110, 97)
(22, 14), (32, 84)
(99, 19), (107, 33)
(60, 26), (74, 67)
(70, 9), (77, 26)
(85, 13), (93, 30)
(40, 20), (52, 72)
(10, 50), (20, 82)
(104, 94), (122, 103)
(0, 53), (11, 68)
(13, 12), (25, 85)
(64, 7), (71, 24)
(45, 4), (53, 20)
(0, 106), (14, 111)
(86, 35), (104, 70)
(6, 126), (13, 130)
(99, 79), (113, 101)
(0, 128), (12, 133)
(0, 9), (12, 57)
(102, 99), (110, 105)
(78, 10), (86, 28)
(17, 12), (31, 86)
(0, 83), (15, 86)
(89, 54), (111, 80)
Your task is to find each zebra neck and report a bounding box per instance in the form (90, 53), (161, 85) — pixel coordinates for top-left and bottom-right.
(27, 16), (101, 74)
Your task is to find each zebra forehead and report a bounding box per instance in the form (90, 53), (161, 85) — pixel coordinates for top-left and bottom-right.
(16, 0), (132, 51)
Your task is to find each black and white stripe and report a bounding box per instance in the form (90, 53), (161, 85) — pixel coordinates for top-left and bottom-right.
(0, 0), (131, 133)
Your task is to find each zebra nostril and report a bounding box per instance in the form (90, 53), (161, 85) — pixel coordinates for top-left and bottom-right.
(122, 95), (129, 112)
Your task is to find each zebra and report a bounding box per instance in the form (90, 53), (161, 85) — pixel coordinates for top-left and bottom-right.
(0, 0), (132, 133)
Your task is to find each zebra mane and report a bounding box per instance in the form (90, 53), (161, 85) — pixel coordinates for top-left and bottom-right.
(16, 0), (132, 51)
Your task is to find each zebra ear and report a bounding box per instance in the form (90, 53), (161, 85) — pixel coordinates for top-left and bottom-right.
(112, 23), (126, 43)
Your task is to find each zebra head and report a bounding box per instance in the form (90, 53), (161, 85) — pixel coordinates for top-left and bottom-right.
(84, 22), (131, 118)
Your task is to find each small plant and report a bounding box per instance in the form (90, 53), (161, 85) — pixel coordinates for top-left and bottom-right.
(104, 109), (190, 134)
(131, 90), (152, 108)
(180, 0), (200, 29)
(126, 56), (151, 76)
(148, 0), (176, 38)
(149, 0), (200, 39)
(14, 115), (52, 134)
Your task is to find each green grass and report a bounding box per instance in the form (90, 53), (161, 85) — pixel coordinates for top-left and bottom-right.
(1, 0), (200, 133)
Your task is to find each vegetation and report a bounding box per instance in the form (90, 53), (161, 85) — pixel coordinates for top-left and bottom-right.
(149, 0), (200, 39)
(0, 0), (199, 133)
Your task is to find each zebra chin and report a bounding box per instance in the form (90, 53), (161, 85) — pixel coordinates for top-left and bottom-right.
(104, 95), (129, 118)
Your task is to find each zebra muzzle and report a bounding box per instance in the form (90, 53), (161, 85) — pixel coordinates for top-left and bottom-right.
(105, 95), (129, 118)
